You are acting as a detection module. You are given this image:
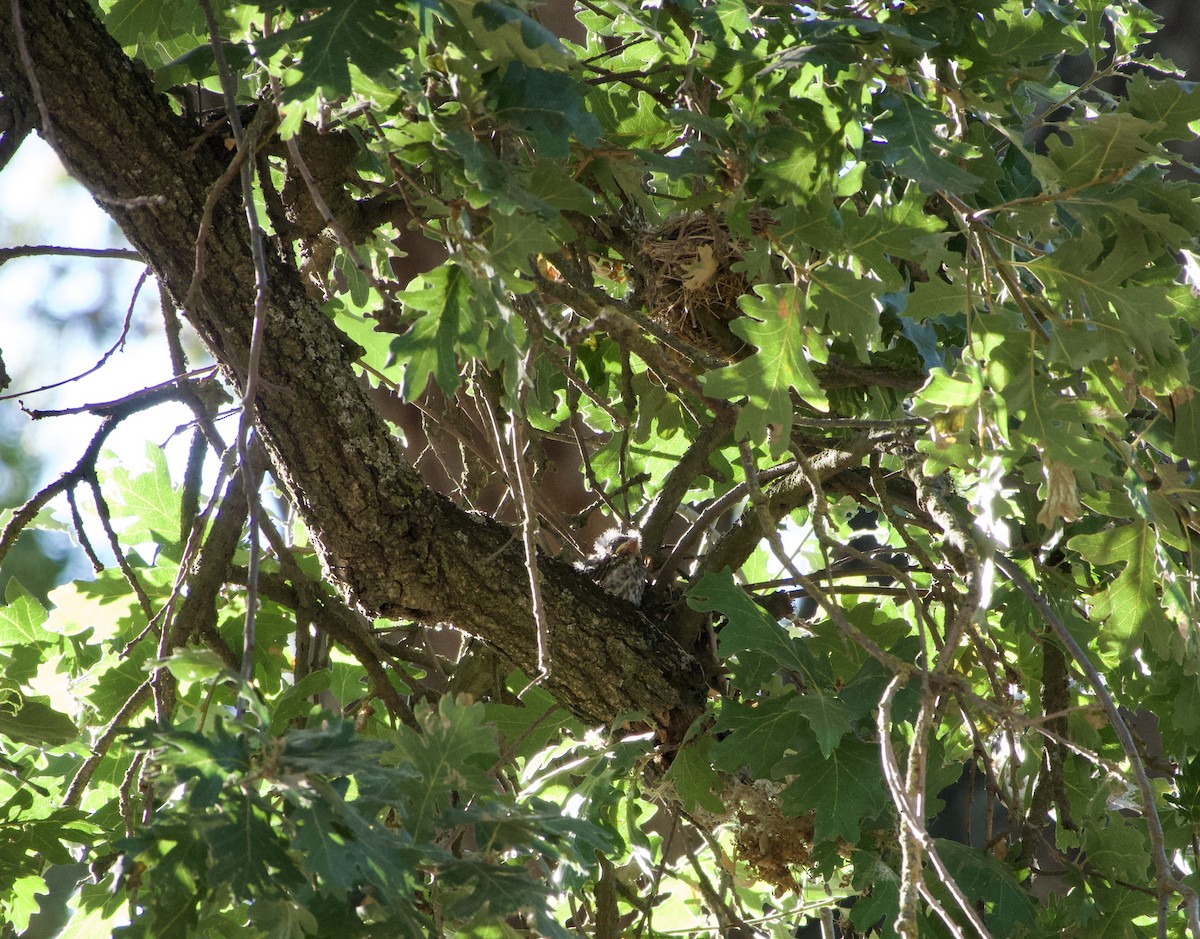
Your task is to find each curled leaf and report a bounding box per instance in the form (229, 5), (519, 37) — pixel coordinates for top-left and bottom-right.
(1037, 459), (1082, 527)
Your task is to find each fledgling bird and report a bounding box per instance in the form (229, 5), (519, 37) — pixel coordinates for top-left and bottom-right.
(580, 529), (648, 606)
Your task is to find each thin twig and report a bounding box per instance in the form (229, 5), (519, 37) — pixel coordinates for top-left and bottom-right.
(10, 0), (55, 152)
(199, 0), (272, 691)
(266, 75), (387, 302)
(657, 460), (797, 584)
(64, 679), (154, 807)
(511, 406), (551, 680)
(0, 415), (121, 567)
(84, 473), (155, 622)
(0, 267), (149, 401)
(20, 369), (215, 418)
(12, 0), (162, 207)
(639, 411), (733, 559)
(65, 487), (103, 574)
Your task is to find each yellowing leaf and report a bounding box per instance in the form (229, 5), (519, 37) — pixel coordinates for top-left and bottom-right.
(1037, 459), (1082, 528)
(681, 244), (718, 290)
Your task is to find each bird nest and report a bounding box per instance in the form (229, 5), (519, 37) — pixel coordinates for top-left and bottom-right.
(636, 212), (758, 357)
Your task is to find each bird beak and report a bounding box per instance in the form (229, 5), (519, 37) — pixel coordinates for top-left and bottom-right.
(614, 536), (641, 556)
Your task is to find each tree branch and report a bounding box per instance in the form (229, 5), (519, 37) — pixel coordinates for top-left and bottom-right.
(0, 0), (706, 733)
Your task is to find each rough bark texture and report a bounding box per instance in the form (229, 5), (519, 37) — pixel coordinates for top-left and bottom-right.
(0, 0), (706, 732)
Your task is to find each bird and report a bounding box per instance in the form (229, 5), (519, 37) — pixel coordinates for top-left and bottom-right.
(579, 528), (648, 606)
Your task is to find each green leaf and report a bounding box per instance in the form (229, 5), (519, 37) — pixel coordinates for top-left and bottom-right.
(101, 0), (205, 50)
(441, 0), (572, 70)
(702, 284), (829, 454)
(268, 671), (334, 735)
(387, 696), (500, 841)
(1081, 812), (1150, 884)
(484, 678), (571, 762)
(153, 40), (253, 91)
(1069, 521), (1175, 660)
(247, 899), (320, 939)
(1028, 233), (1183, 386)
(967, 5), (1085, 73)
(0, 699), (78, 747)
(867, 91), (982, 194)
(790, 694), (855, 758)
(0, 583), (47, 648)
(837, 187), (946, 289)
(808, 266), (881, 358)
(934, 840), (1036, 935)
(849, 852), (901, 934)
(204, 794), (305, 898)
(390, 263), (484, 399)
(663, 735), (725, 815)
(1118, 73), (1200, 147)
(1031, 113), (1160, 190)
(160, 648), (230, 684)
(688, 570), (825, 687)
(290, 797), (369, 892)
(488, 63), (600, 159)
(778, 734), (885, 845)
(487, 210), (563, 274)
(266, 0), (418, 101)
(106, 443), (182, 545)
(5, 874), (47, 934)
(1088, 881), (1160, 938)
(711, 696), (803, 778)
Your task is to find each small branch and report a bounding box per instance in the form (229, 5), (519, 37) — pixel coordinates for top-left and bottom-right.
(65, 487), (103, 573)
(656, 459), (797, 585)
(9, 0), (54, 151)
(693, 432), (878, 582)
(20, 369), (214, 417)
(181, 102), (274, 313)
(266, 74), (388, 303)
(63, 679), (154, 807)
(511, 406), (551, 679)
(0, 244), (142, 265)
(85, 473), (155, 622)
(0, 415), (122, 567)
(241, 565), (420, 729)
(639, 411), (733, 559)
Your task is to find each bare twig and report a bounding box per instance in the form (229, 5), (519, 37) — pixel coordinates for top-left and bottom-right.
(0, 267), (149, 401)
(64, 679), (153, 807)
(20, 369), (215, 418)
(0, 244), (141, 265)
(65, 487), (103, 574)
(0, 415), (124, 566)
(198, 0), (274, 690)
(638, 411), (733, 559)
(879, 676), (994, 939)
(266, 75), (386, 300)
(84, 474), (155, 622)
(656, 460), (795, 585)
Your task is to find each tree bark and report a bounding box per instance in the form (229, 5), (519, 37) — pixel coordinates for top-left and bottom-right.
(0, 0), (706, 732)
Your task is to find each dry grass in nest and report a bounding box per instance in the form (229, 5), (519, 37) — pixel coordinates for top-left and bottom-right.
(729, 779), (814, 896)
(637, 213), (755, 358)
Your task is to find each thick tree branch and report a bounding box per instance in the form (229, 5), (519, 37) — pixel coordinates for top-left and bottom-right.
(0, 0), (705, 732)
